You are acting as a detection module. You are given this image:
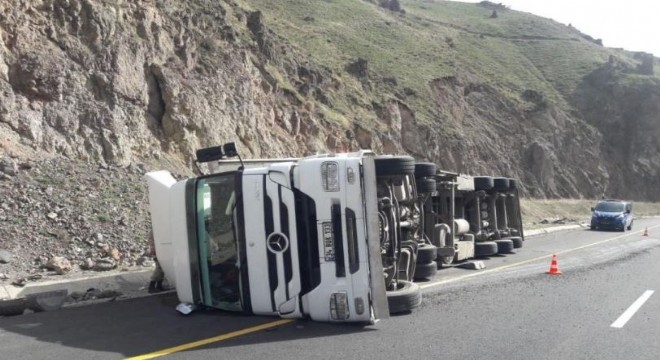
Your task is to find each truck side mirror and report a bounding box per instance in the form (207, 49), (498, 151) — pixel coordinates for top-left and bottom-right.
(223, 143), (239, 158)
(196, 146), (224, 163)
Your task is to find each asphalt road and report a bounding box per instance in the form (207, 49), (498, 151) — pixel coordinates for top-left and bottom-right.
(2, 218), (660, 360)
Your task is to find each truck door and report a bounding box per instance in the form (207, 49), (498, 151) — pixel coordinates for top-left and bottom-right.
(194, 174), (243, 312)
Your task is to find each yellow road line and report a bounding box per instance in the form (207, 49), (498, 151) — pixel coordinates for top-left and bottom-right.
(420, 224), (660, 290)
(125, 319), (295, 360)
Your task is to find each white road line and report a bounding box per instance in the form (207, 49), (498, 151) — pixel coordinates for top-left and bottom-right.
(610, 290), (655, 328)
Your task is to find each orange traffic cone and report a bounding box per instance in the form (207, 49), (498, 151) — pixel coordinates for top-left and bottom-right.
(642, 227), (649, 237)
(546, 254), (562, 275)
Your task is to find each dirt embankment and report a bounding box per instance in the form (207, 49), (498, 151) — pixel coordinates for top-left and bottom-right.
(0, 156), (156, 286)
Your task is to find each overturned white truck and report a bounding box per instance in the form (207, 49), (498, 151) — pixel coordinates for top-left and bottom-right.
(421, 171), (524, 266)
(145, 143), (423, 323)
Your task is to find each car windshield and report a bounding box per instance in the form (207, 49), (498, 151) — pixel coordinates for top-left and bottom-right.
(595, 202), (625, 212)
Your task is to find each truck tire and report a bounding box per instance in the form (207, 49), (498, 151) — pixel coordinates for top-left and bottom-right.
(475, 241), (498, 257)
(0, 298), (27, 316)
(417, 244), (437, 263)
(414, 261), (438, 280)
(510, 236), (523, 248)
(387, 280), (422, 314)
(474, 176), (494, 191)
(508, 178), (518, 190)
(414, 162), (436, 178)
(494, 239), (514, 254)
(440, 255), (454, 266)
(25, 290), (68, 312)
(415, 178), (436, 194)
(375, 156), (416, 176)
(493, 177), (510, 191)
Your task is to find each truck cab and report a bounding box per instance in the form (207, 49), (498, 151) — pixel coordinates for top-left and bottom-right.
(146, 144), (388, 323)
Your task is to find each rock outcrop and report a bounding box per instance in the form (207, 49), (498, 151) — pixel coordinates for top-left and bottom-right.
(0, 0), (658, 202)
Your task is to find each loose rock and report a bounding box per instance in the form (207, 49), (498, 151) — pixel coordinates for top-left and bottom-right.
(0, 250), (12, 264)
(46, 256), (72, 275)
(94, 258), (116, 271)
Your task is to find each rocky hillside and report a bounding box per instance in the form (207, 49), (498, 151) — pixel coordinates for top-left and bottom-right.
(0, 1), (659, 281)
(1, 0), (659, 200)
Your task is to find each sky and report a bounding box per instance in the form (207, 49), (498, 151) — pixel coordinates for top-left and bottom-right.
(452, 0), (660, 56)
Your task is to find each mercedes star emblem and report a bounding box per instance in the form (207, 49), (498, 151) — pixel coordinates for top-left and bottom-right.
(267, 233), (289, 253)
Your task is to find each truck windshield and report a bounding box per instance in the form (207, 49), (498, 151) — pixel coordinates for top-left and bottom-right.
(595, 202), (625, 212)
(196, 174), (242, 312)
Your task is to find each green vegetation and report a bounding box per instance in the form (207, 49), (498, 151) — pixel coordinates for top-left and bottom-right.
(241, 0), (657, 128)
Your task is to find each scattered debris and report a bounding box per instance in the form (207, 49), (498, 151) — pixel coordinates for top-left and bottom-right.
(0, 157), (154, 282)
(0, 250), (12, 264)
(93, 258), (116, 271)
(46, 257), (72, 275)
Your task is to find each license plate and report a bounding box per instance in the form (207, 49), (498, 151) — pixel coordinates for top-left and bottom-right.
(322, 222), (335, 261)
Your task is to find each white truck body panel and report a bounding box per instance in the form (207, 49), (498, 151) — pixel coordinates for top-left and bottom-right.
(242, 163), (303, 317)
(297, 156), (375, 322)
(145, 151), (387, 323)
(145, 171), (196, 303)
(456, 174), (475, 191)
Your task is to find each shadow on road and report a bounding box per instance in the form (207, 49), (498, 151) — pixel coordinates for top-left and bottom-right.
(0, 292), (376, 358)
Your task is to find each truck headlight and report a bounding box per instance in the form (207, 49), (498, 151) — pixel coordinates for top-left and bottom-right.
(354, 297), (364, 315)
(347, 167), (355, 184)
(322, 162), (340, 192)
(330, 292), (349, 320)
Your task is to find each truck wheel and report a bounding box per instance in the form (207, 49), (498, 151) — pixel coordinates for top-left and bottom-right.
(474, 176), (494, 191)
(493, 177), (510, 191)
(387, 280), (422, 314)
(375, 156), (416, 176)
(416, 244), (437, 263)
(508, 178), (518, 190)
(440, 256), (455, 265)
(510, 236), (523, 248)
(494, 239), (514, 254)
(475, 241), (498, 257)
(0, 298), (27, 316)
(414, 261), (438, 280)
(414, 162), (436, 178)
(415, 178), (436, 193)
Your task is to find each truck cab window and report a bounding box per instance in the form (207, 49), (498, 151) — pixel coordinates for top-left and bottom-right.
(196, 174), (242, 312)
